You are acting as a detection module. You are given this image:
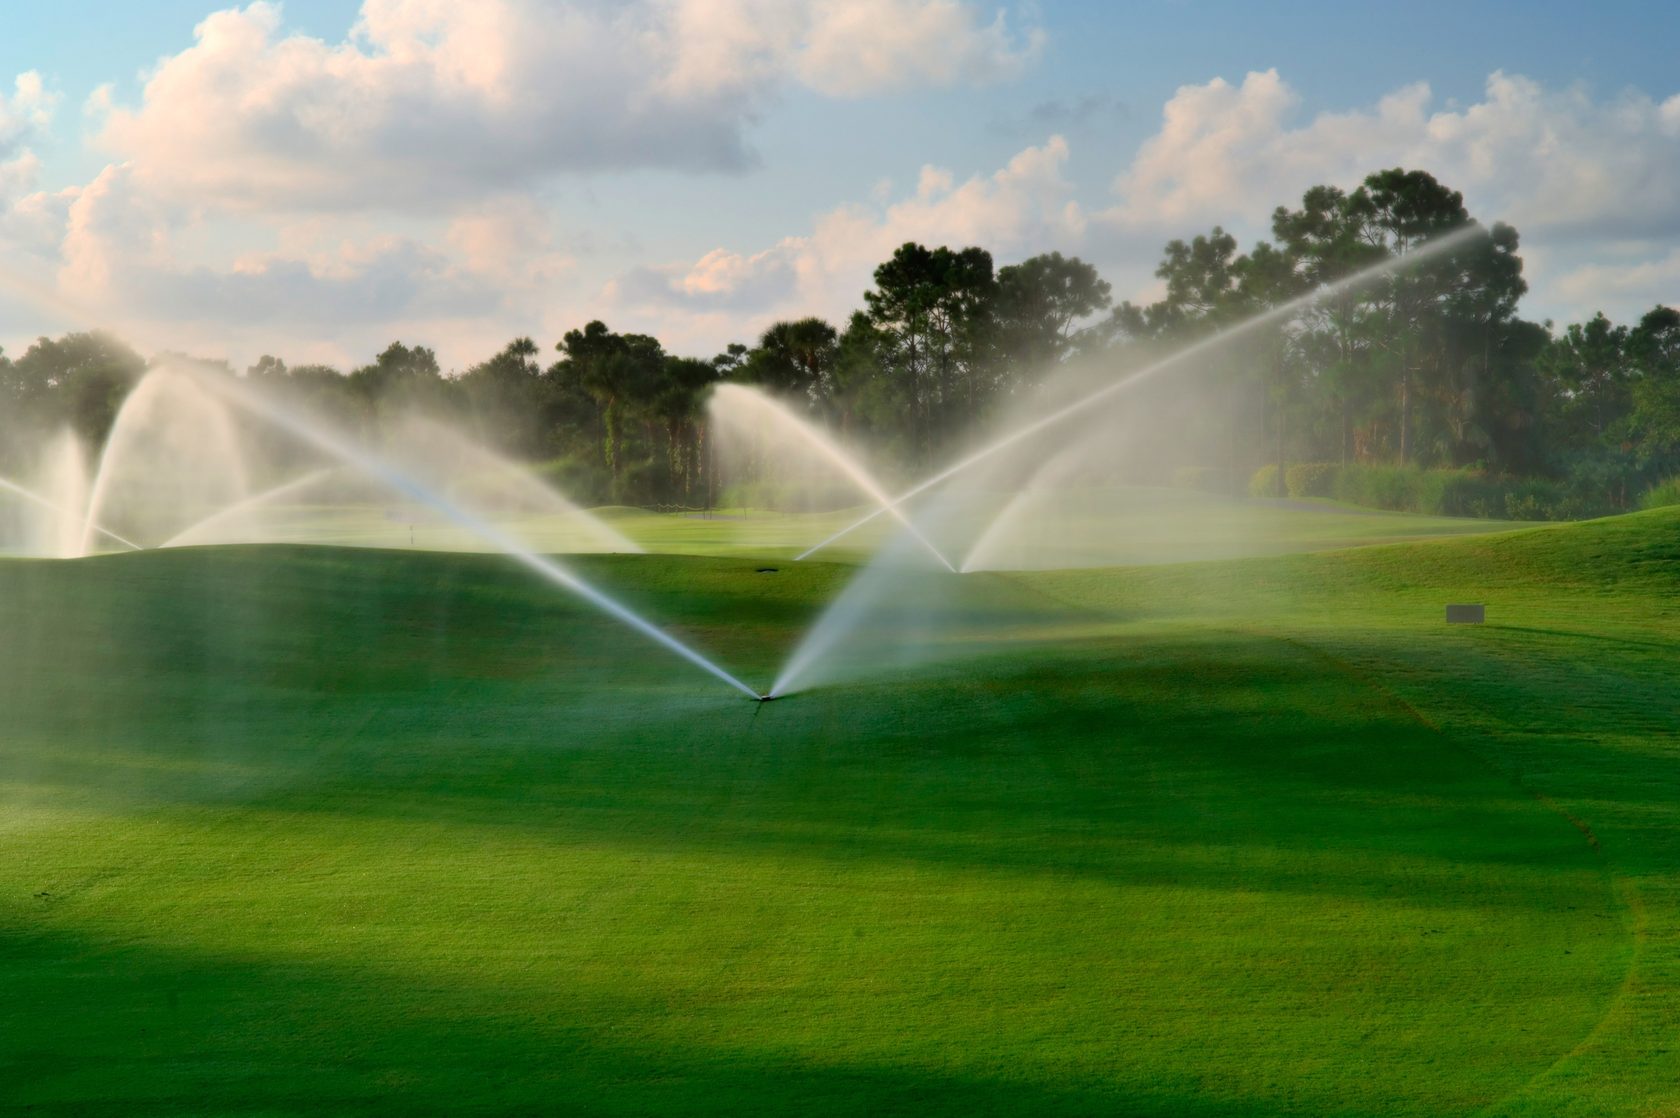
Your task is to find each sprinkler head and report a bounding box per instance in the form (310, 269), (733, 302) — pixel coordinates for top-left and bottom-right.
(756, 693), (778, 702)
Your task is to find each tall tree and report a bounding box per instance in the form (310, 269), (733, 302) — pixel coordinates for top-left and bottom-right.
(864, 242), (997, 459)
(993, 252), (1112, 381)
(1628, 305), (1680, 479)
(4, 331), (147, 451)
(739, 317), (838, 407)
(557, 322), (665, 493)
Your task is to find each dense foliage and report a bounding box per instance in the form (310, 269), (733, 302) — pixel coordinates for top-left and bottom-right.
(2, 167), (1675, 515)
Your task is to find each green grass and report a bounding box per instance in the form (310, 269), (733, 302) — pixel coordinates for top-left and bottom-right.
(116, 485), (1516, 565)
(2, 507), (1676, 1114)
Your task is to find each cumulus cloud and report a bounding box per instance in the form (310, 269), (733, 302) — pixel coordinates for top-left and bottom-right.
(1550, 249), (1680, 321)
(603, 135), (1083, 348)
(1087, 68), (1680, 323)
(90, 0), (1042, 213)
(16, 45), (1680, 370)
(0, 71), (57, 207)
(54, 162), (508, 328)
(0, 72), (55, 158)
(1105, 68), (1680, 245)
(0, 73), (73, 336)
(794, 0), (1043, 96)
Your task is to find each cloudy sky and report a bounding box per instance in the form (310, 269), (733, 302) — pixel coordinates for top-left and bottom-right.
(1, 0), (1676, 371)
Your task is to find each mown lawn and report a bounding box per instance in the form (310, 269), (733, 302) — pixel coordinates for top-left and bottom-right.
(0, 509), (1669, 1114)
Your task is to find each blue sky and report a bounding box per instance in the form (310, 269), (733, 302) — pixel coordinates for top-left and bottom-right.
(1, 1), (1676, 369)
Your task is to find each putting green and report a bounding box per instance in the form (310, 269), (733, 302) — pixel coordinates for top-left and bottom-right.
(1, 510), (1673, 1114)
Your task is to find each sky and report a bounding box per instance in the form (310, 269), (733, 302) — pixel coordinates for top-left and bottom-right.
(1, 0), (1677, 372)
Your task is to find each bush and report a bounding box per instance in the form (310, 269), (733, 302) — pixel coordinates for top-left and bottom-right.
(1332, 464), (1418, 512)
(1248, 464), (1280, 498)
(1284, 462), (1337, 499)
(1172, 466), (1230, 494)
(1319, 463), (1577, 520)
(1420, 470), (1506, 517)
(534, 456), (610, 505)
(1503, 478), (1568, 521)
(1638, 477), (1680, 510)
(1259, 460), (1612, 521)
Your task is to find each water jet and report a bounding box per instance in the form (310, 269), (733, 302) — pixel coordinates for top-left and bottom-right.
(796, 225), (1485, 562)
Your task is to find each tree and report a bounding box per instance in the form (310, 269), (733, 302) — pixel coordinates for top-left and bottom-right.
(458, 337), (548, 457)
(739, 318), (838, 407)
(651, 356), (721, 502)
(864, 242), (997, 459)
(557, 322), (665, 494)
(1629, 305), (1680, 478)
(993, 252), (1111, 382)
(347, 340), (450, 432)
(1111, 227), (1244, 343)
(1272, 185), (1388, 463)
(1235, 240), (1311, 494)
(5, 331), (147, 450)
(1540, 313), (1632, 447)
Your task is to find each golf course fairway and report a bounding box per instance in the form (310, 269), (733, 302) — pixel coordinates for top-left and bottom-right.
(3, 507), (1677, 1115)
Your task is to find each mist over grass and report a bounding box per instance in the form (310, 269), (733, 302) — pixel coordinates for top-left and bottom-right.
(10, 518), (1678, 1113)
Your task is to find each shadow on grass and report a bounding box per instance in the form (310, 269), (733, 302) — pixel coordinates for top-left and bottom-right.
(0, 547), (1641, 1115)
(0, 548), (1620, 911)
(0, 922), (1495, 1118)
(1486, 624), (1678, 653)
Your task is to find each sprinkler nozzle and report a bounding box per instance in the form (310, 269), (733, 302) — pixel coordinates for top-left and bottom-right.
(756, 693), (778, 702)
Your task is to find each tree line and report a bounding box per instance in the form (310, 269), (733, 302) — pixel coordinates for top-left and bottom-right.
(2, 166), (1677, 514)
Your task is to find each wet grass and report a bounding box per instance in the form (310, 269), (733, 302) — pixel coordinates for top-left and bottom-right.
(126, 485), (1515, 566)
(0, 510), (1671, 1114)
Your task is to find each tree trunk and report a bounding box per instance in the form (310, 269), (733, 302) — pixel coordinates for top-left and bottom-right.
(604, 396), (622, 492)
(1399, 369), (1413, 465)
(1275, 398), (1287, 498)
(666, 418), (683, 500)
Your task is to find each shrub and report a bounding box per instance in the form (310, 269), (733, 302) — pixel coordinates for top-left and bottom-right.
(535, 456), (610, 506)
(1638, 477), (1680, 510)
(1253, 460), (1614, 520)
(1332, 464), (1418, 512)
(1421, 470), (1506, 517)
(1172, 466), (1229, 494)
(1284, 462), (1337, 499)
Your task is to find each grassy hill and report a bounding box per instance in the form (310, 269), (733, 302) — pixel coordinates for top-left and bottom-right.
(2, 508), (1676, 1114)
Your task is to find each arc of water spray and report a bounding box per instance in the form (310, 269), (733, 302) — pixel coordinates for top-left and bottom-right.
(796, 226), (1485, 562)
(158, 467), (338, 548)
(711, 384), (957, 572)
(181, 368), (765, 701)
(0, 477), (144, 552)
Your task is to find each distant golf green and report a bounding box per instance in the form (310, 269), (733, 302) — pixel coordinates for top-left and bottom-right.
(3, 504), (1676, 1114)
(121, 485), (1519, 565)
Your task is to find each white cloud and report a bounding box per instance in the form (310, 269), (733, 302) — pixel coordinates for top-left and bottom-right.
(70, 165), (505, 324)
(444, 198), (574, 288)
(1104, 69), (1680, 244)
(90, 0), (1042, 213)
(794, 0), (1043, 97)
(1550, 249), (1680, 321)
(0, 157), (517, 363)
(0, 71), (55, 159)
(0, 71), (58, 210)
(603, 135), (1082, 348)
(14, 47), (1680, 372)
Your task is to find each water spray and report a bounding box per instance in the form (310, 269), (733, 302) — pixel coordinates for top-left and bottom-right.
(795, 225), (1486, 562)
(159, 467), (338, 548)
(711, 384), (958, 572)
(179, 365), (765, 701)
(0, 476), (144, 553)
